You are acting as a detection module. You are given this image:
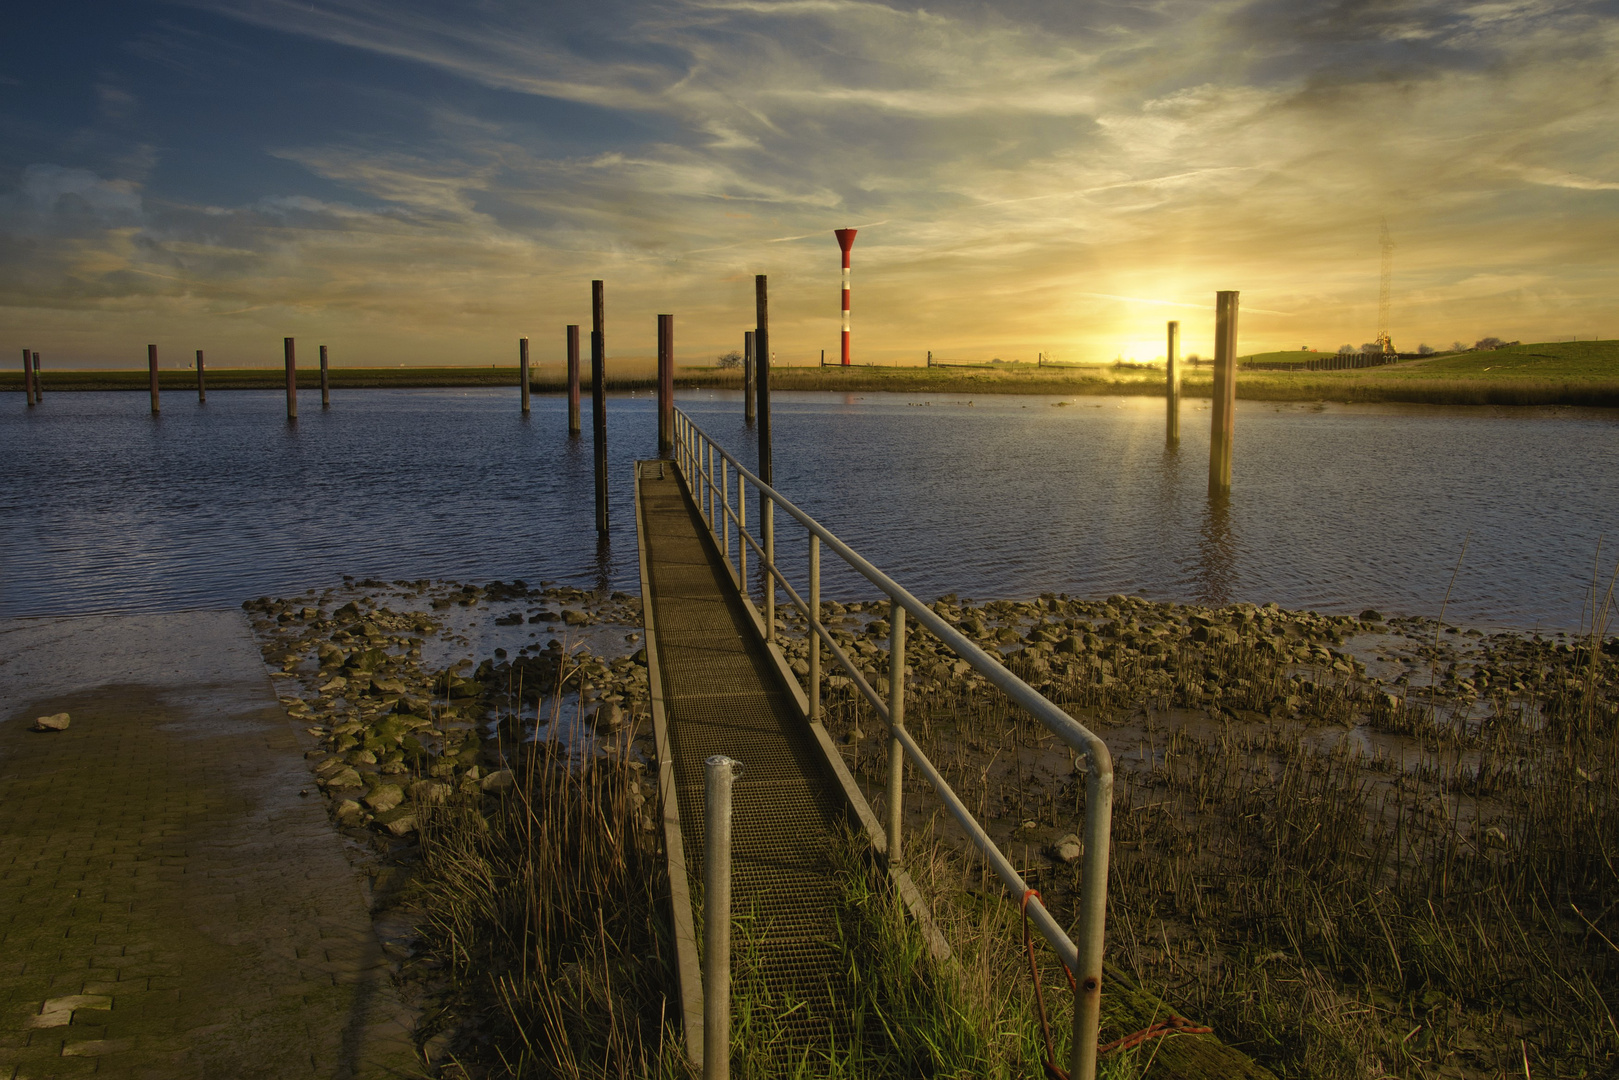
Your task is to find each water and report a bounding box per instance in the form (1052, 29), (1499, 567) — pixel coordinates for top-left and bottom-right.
(3, 388), (1616, 631)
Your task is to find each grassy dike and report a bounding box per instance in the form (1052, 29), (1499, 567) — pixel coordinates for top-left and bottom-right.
(7, 340), (1617, 406)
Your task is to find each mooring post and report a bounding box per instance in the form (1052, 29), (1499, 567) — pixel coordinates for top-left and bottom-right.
(566, 325), (581, 436)
(319, 345), (330, 408)
(591, 281), (608, 534)
(1209, 292), (1239, 495)
(742, 330), (756, 425)
(31, 352), (41, 399)
(657, 314), (674, 454)
(702, 755), (744, 1080)
(755, 275), (770, 484)
(886, 603), (907, 865)
(1166, 320), (1180, 444)
(148, 344), (160, 414)
(519, 337), (531, 415)
(21, 348), (35, 406)
(196, 350), (206, 403)
(284, 337), (298, 421)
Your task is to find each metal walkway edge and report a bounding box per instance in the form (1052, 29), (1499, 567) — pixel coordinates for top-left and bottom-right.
(634, 459), (853, 1058)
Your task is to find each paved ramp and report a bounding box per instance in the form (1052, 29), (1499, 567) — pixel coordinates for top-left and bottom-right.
(635, 460), (850, 1046)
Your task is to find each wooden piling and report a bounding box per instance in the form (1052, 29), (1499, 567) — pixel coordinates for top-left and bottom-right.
(567, 324), (581, 435)
(148, 344), (160, 414)
(519, 337), (531, 415)
(21, 348), (34, 406)
(196, 350), (206, 403)
(657, 314), (674, 454)
(743, 330), (756, 425)
(319, 346), (330, 408)
(755, 275), (771, 485)
(1208, 292), (1239, 495)
(1166, 320), (1180, 444)
(284, 337), (298, 420)
(31, 352), (41, 399)
(591, 282), (608, 534)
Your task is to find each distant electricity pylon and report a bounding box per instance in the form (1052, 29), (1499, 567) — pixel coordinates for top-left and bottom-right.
(1375, 219), (1395, 355)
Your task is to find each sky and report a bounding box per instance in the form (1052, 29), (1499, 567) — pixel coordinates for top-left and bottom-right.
(1, 0), (1616, 369)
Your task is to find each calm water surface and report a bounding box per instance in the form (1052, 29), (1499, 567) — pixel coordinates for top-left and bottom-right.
(2, 388), (1615, 630)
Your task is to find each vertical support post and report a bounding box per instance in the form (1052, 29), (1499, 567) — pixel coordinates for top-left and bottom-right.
(1070, 751), (1116, 1080)
(738, 475), (747, 594)
(886, 603), (907, 864)
(591, 281), (608, 534)
(1209, 292), (1239, 496)
(31, 353), (41, 399)
(743, 331), (755, 425)
(658, 314), (674, 453)
(21, 348), (35, 406)
(519, 337), (531, 415)
(764, 499), (775, 643)
(148, 344), (160, 414)
(706, 442), (715, 527)
(721, 458), (731, 577)
(1165, 320), (1180, 444)
(567, 324), (582, 435)
(284, 337), (298, 420)
(754, 275), (771, 484)
(197, 350), (207, 403)
(808, 534), (820, 721)
(319, 345), (329, 408)
(703, 755), (744, 1080)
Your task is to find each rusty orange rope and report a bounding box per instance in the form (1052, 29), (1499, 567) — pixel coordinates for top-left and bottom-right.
(1020, 888), (1213, 1077)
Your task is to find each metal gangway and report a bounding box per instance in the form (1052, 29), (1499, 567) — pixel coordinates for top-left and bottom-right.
(635, 408), (1115, 1080)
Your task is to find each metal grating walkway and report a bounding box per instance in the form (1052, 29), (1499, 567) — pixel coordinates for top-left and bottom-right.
(637, 460), (849, 1045)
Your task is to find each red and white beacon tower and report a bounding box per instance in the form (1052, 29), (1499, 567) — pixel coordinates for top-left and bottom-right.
(835, 228), (857, 366)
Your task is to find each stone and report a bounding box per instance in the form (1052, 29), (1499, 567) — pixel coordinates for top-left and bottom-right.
(1051, 833), (1083, 864)
(592, 702), (624, 731)
(334, 799), (365, 824)
(409, 780), (452, 805)
(561, 609), (587, 625)
(365, 784), (405, 812)
(1360, 609), (1385, 622)
(480, 769), (515, 792)
(321, 767), (363, 789)
(373, 807), (418, 836)
(31, 712), (70, 732)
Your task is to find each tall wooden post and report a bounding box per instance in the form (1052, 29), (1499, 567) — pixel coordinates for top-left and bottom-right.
(743, 330), (756, 425)
(566, 324), (581, 435)
(196, 350), (206, 403)
(1209, 292), (1239, 495)
(284, 337), (298, 420)
(1165, 321), (1180, 444)
(755, 275), (771, 485)
(519, 337), (531, 415)
(21, 348), (35, 406)
(319, 345), (330, 408)
(148, 344), (160, 414)
(591, 281), (608, 534)
(31, 353), (41, 399)
(657, 314), (674, 454)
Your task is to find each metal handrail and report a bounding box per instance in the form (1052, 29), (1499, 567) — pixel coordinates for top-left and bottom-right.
(672, 408), (1114, 1080)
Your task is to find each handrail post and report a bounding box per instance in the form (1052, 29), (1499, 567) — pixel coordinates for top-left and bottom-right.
(808, 534), (820, 721)
(886, 603), (907, 864)
(738, 478), (748, 593)
(707, 442), (716, 528)
(763, 498), (775, 642)
(1070, 756), (1114, 1080)
(721, 458), (731, 576)
(703, 755), (744, 1080)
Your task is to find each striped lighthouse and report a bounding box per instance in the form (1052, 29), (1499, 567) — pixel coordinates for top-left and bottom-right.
(835, 228), (857, 366)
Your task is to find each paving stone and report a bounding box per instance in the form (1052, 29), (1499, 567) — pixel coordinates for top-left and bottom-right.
(1, 613), (423, 1079)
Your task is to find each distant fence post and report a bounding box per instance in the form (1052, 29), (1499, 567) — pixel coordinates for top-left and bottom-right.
(591, 282), (608, 534)
(148, 344), (160, 414)
(1166, 321), (1180, 445)
(283, 338), (298, 420)
(1209, 292), (1239, 496)
(520, 337), (531, 415)
(196, 349), (206, 403)
(743, 330), (756, 425)
(567, 324), (581, 436)
(21, 348), (35, 406)
(319, 345), (330, 408)
(657, 314), (674, 454)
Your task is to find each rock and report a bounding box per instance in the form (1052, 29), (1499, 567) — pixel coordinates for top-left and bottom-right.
(791, 658), (810, 676)
(334, 799), (365, 824)
(592, 702), (624, 731)
(321, 767), (363, 789)
(365, 784), (405, 812)
(1360, 609), (1385, 622)
(480, 769), (515, 792)
(409, 780), (452, 805)
(31, 712), (70, 732)
(372, 807), (417, 836)
(561, 609), (587, 625)
(1051, 833), (1083, 863)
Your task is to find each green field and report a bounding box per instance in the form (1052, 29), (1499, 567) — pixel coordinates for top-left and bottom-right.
(6, 340), (1617, 406)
